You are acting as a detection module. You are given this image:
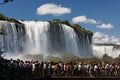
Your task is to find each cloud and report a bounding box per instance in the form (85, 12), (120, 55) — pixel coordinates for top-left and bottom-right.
(72, 15), (114, 30)
(111, 36), (119, 43)
(72, 15), (97, 24)
(72, 16), (87, 23)
(88, 19), (97, 24)
(96, 23), (114, 29)
(37, 3), (71, 16)
(93, 32), (120, 44)
(93, 32), (104, 38)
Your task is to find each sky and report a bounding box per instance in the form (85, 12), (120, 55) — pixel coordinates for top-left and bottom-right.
(0, 0), (120, 44)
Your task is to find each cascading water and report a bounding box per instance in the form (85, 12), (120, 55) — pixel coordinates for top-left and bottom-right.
(21, 21), (50, 55)
(93, 44), (120, 58)
(0, 21), (25, 55)
(0, 20), (93, 58)
(62, 25), (79, 56)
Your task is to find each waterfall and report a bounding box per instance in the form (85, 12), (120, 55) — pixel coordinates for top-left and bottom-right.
(21, 21), (50, 55)
(0, 20), (93, 58)
(62, 24), (79, 56)
(0, 21), (25, 55)
(93, 44), (120, 58)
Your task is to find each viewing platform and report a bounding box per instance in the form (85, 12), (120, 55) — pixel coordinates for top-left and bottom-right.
(30, 76), (120, 80)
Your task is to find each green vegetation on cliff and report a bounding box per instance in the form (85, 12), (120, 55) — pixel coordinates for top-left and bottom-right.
(49, 19), (93, 36)
(0, 13), (21, 24)
(0, 13), (23, 35)
(93, 43), (120, 46)
(0, 14), (93, 36)
(71, 24), (93, 36)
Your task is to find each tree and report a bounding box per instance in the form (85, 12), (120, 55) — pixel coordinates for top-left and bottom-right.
(114, 55), (120, 63)
(60, 53), (79, 62)
(102, 53), (113, 62)
(45, 55), (61, 62)
(0, 0), (13, 4)
(22, 54), (44, 62)
(52, 19), (60, 22)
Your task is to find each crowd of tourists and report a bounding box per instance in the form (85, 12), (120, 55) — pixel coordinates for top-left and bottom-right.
(0, 58), (120, 79)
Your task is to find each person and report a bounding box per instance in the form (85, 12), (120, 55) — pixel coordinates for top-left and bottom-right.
(32, 62), (36, 72)
(19, 60), (25, 76)
(51, 63), (56, 75)
(63, 63), (66, 75)
(105, 64), (110, 76)
(73, 63), (77, 75)
(78, 63), (82, 76)
(88, 63), (94, 77)
(46, 61), (52, 78)
(68, 63), (72, 76)
(94, 64), (98, 76)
